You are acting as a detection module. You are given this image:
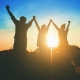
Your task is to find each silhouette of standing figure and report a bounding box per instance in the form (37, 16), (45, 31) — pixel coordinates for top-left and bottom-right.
(34, 17), (51, 52)
(51, 20), (71, 49)
(6, 5), (35, 53)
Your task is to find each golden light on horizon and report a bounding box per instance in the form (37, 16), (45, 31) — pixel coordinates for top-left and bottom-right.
(47, 34), (58, 47)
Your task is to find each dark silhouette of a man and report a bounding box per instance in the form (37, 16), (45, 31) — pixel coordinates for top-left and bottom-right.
(51, 20), (71, 49)
(34, 17), (51, 52)
(6, 5), (35, 53)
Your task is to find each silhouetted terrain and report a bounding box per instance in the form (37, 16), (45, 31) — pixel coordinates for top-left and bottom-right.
(0, 45), (80, 80)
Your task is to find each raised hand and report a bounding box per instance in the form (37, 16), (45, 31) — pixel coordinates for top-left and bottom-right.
(50, 19), (52, 22)
(33, 16), (36, 20)
(6, 5), (10, 10)
(68, 21), (71, 23)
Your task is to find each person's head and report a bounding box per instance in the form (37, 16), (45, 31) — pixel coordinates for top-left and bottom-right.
(20, 16), (26, 23)
(61, 24), (66, 30)
(41, 24), (46, 30)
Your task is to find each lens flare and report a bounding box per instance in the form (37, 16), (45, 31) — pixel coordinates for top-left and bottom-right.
(47, 35), (58, 47)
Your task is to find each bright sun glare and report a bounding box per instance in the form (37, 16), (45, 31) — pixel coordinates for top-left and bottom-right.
(47, 35), (58, 47)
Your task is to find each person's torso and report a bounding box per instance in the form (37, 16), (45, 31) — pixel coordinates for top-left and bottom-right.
(14, 21), (28, 40)
(58, 29), (67, 42)
(37, 28), (47, 44)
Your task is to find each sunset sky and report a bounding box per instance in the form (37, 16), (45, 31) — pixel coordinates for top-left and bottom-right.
(0, 0), (80, 51)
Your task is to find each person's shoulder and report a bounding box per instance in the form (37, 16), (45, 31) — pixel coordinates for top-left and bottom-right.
(25, 23), (30, 28)
(58, 28), (60, 31)
(16, 20), (20, 23)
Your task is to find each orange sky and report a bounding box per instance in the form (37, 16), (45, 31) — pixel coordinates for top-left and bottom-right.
(0, 14), (80, 51)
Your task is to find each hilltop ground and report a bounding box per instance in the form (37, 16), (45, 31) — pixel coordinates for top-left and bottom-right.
(0, 45), (80, 80)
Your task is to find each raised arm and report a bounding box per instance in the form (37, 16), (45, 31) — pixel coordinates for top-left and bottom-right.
(6, 5), (17, 24)
(51, 19), (59, 31)
(34, 17), (40, 31)
(66, 21), (71, 32)
(47, 20), (51, 30)
(27, 16), (35, 28)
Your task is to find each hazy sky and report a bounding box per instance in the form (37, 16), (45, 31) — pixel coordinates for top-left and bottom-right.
(0, 0), (80, 51)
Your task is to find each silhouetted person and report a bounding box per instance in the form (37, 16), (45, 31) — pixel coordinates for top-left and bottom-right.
(6, 5), (35, 53)
(34, 17), (51, 52)
(51, 20), (71, 49)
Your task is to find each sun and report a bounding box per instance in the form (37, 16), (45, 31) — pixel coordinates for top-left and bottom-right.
(46, 35), (58, 47)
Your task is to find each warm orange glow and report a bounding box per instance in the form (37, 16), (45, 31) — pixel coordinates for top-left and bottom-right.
(47, 34), (58, 47)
